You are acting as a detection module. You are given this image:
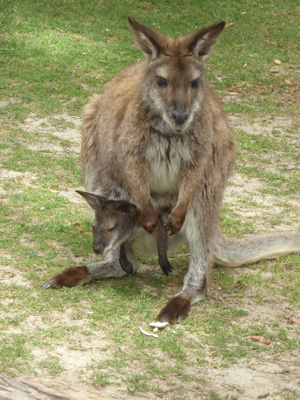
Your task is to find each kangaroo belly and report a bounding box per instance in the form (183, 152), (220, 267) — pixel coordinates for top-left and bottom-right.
(132, 229), (187, 254)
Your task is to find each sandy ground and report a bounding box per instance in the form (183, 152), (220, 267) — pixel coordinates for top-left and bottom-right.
(1, 108), (299, 400)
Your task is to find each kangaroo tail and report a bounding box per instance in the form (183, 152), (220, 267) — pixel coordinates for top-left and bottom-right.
(213, 231), (300, 268)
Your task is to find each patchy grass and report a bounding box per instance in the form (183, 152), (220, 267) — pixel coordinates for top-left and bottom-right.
(0, 1), (299, 399)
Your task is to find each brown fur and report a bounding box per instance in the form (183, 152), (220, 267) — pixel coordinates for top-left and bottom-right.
(157, 296), (191, 324)
(45, 18), (300, 324)
(43, 266), (89, 289)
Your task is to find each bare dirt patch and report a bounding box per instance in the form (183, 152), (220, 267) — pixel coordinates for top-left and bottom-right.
(21, 113), (81, 154)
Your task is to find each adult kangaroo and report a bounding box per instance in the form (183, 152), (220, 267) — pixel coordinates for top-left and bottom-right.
(44, 18), (300, 323)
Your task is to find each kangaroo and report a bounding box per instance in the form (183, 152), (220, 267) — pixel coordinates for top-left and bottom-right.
(43, 191), (172, 290)
(44, 17), (300, 323)
(75, 190), (172, 276)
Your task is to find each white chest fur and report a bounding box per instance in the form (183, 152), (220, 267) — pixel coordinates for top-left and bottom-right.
(146, 133), (192, 193)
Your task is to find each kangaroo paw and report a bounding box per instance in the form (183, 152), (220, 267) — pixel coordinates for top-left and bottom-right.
(157, 296), (191, 324)
(159, 260), (173, 276)
(140, 206), (158, 234)
(43, 266), (89, 289)
(120, 259), (134, 274)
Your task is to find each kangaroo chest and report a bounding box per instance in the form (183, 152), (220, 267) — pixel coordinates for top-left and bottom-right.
(145, 133), (192, 194)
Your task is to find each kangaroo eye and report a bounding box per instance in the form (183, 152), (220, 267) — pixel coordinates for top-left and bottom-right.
(191, 79), (200, 89)
(156, 76), (168, 88)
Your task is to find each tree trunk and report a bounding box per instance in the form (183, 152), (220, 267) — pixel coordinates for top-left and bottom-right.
(0, 375), (145, 400)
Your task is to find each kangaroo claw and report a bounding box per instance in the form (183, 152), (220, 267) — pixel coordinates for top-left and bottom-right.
(42, 282), (54, 290)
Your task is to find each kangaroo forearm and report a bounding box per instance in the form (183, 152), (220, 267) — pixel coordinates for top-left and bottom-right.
(168, 164), (205, 234)
(120, 161), (158, 233)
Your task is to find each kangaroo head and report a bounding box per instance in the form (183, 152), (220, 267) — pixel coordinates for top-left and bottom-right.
(76, 190), (138, 255)
(128, 17), (225, 134)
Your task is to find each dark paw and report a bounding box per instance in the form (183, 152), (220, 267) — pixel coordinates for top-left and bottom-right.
(42, 266), (89, 289)
(159, 260), (173, 276)
(157, 296), (191, 324)
(120, 259), (134, 274)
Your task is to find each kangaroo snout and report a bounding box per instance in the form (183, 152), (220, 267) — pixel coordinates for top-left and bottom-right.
(93, 243), (103, 254)
(171, 110), (188, 125)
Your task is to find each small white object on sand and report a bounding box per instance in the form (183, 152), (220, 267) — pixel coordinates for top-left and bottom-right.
(139, 327), (158, 338)
(149, 321), (169, 329)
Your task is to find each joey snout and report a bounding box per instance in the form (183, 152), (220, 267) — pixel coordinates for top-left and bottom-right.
(93, 242), (104, 254)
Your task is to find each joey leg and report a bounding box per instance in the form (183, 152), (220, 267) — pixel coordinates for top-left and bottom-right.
(119, 242), (134, 274)
(155, 217), (173, 275)
(43, 266), (89, 289)
(43, 260), (129, 289)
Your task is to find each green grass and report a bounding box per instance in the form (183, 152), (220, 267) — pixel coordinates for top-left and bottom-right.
(0, 0), (299, 399)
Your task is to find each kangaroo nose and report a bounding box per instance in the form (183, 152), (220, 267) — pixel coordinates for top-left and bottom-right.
(172, 111), (188, 125)
(93, 244), (102, 254)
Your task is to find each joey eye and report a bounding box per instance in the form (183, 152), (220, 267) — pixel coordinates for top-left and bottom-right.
(156, 76), (168, 88)
(191, 79), (200, 89)
(107, 224), (117, 232)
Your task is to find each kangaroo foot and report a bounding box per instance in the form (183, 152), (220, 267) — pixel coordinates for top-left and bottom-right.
(43, 266), (89, 289)
(157, 296), (191, 324)
(159, 260), (173, 276)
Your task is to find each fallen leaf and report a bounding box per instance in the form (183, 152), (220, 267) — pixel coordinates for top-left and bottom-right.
(285, 316), (295, 325)
(77, 227), (83, 232)
(269, 69), (279, 73)
(274, 59), (281, 65)
(251, 336), (271, 345)
(47, 188), (59, 194)
(262, 339), (271, 345)
(73, 221), (81, 226)
(45, 241), (55, 249)
(225, 23), (233, 28)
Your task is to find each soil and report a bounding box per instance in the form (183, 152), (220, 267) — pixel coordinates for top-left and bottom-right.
(1, 109), (299, 400)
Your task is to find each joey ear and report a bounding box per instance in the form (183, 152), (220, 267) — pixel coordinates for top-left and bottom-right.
(114, 200), (138, 218)
(75, 190), (106, 211)
(128, 17), (167, 59)
(182, 21), (225, 57)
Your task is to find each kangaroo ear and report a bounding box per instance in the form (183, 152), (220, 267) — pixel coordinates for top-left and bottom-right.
(75, 190), (106, 211)
(128, 17), (167, 59)
(181, 21), (225, 57)
(114, 200), (138, 218)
